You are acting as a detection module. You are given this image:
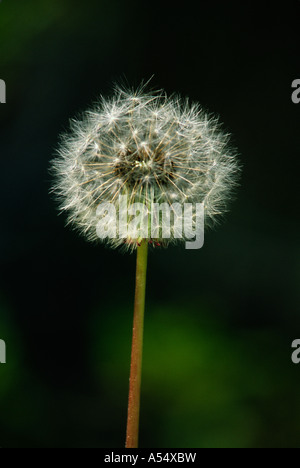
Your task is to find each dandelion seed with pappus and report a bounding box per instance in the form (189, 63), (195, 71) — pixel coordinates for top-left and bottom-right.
(51, 83), (240, 448)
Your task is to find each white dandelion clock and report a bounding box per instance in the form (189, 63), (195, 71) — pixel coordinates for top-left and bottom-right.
(51, 83), (240, 449)
(52, 85), (239, 250)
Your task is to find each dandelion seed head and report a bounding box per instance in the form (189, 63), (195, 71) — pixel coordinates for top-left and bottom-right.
(51, 84), (240, 250)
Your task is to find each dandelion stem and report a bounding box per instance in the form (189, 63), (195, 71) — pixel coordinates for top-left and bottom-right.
(126, 240), (148, 448)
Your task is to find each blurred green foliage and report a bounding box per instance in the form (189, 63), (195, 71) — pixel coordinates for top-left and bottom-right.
(90, 302), (300, 448)
(1, 295), (300, 448)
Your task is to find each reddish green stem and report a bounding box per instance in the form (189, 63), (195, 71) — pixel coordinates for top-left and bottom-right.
(126, 241), (148, 448)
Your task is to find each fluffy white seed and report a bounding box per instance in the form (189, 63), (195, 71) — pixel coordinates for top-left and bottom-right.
(51, 85), (240, 250)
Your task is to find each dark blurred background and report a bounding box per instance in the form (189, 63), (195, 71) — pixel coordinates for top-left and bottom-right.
(0, 0), (299, 448)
